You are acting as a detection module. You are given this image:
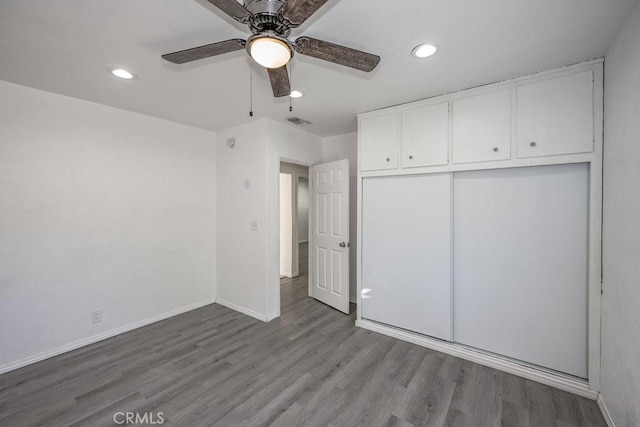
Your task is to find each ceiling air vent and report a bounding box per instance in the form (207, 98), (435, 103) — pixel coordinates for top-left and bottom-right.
(286, 117), (312, 126)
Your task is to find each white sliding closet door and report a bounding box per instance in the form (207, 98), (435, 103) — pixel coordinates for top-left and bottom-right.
(453, 163), (589, 378)
(362, 174), (452, 340)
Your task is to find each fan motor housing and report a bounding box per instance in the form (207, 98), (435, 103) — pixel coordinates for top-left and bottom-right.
(244, 0), (284, 16)
(245, 0), (290, 36)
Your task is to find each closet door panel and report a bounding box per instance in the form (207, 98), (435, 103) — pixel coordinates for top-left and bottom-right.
(453, 164), (589, 378)
(362, 174), (451, 340)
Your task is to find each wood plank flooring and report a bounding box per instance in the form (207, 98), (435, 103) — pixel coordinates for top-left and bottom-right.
(0, 245), (605, 426)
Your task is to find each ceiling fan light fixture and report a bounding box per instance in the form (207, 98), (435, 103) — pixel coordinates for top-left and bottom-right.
(249, 36), (292, 69)
(411, 43), (437, 58)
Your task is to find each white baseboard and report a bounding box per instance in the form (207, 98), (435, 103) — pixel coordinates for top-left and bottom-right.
(280, 270), (293, 279)
(0, 298), (216, 375)
(216, 299), (268, 322)
(356, 319), (599, 400)
(266, 311), (280, 322)
(597, 395), (617, 427)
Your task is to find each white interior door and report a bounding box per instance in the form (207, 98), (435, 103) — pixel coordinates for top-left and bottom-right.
(310, 159), (350, 314)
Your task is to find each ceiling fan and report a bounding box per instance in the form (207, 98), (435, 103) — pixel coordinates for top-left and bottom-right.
(162, 0), (381, 97)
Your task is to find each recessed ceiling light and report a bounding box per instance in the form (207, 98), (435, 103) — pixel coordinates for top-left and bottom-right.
(110, 68), (137, 80)
(290, 90), (303, 98)
(411, 43), (437, 59)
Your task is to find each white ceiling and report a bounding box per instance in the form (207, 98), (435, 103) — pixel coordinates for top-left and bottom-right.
(0, 0), (636, 137)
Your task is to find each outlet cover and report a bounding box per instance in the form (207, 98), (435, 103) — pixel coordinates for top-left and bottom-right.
(91, 310), (102, 324)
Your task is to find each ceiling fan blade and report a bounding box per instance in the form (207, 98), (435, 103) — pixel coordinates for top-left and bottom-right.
(267, 66), (291, 97)
(294, 37), (380, 72)
(280, 0), (330, 27)
(207, 0), (251, 23)
(162, 39), (246, 64)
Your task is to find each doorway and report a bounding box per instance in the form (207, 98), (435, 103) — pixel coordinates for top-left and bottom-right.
(277, 159), (352, 316)
(279, 162), (310, 281)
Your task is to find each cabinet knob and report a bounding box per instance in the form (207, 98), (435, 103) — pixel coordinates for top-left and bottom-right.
(409, 155), (413, 160)
(530, 141), (537, 147)
(386, 157), (390, 162)
(493, 147), (499, 152)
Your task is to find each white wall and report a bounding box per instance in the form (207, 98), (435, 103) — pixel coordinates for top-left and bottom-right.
(0, 80), (217, 373)
(601, 3), (640, 425)
(322, 132), (358, 302)
(297, 177), (309, 243)
(279, 173), (293, 277)
(216, 120), (269, 319)
(217, 119), (321, 321)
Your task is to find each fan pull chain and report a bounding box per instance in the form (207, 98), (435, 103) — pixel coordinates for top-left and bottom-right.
(249, 60), (254, 117)
(289, 62), (293, 112)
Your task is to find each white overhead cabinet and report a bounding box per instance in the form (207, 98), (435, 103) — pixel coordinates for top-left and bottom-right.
(359, 102), (450, 172)
(359, 113), (399, 171)
(452, 89), (512, 164)
(401, 103), (449, 168)
(362, 174), (451, 340)
(357, 61), (602, 388)
(517, 71), (594, 158)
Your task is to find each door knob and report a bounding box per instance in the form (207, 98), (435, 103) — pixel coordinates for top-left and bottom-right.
(339, 242), (346, 248)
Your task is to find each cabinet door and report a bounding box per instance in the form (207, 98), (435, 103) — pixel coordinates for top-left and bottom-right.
(359, 113), (399, 171)
(517, 71), (593, 158)
(362, 174), (452, 340)
(452, 90), (512, 164)
(453, 164), (589, 378)
(401, 102), (449, 168)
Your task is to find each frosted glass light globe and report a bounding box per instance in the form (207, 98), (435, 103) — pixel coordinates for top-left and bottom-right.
(250, 37), (292, 68)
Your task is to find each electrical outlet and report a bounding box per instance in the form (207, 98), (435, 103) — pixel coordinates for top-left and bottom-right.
(91, 310), (102, 324)
(251, 220), (258, 231)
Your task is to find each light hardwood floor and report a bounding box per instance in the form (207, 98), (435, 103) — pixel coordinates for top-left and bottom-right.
(0, 244), (604, 426)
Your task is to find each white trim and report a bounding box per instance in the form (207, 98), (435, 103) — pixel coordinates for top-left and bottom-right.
(280, 269), (293, 279)
(266, 311), (280, 322)
(349, 296), (357, 304)
(587, 62), (604, 392)
(216, 298), (268, 322)
(355, 146), (363, 321)
(356, 319), (599, 400)
(0, 298), (216, 375)
(360, 153), (595, 178)
(597, 395), (617, 427)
